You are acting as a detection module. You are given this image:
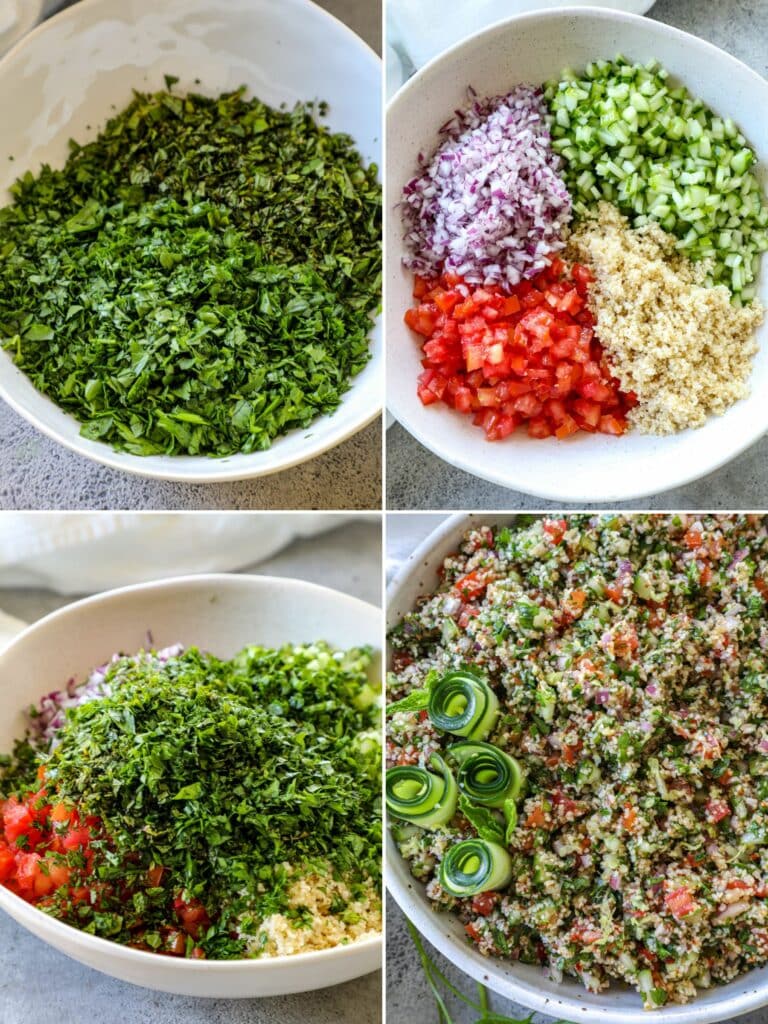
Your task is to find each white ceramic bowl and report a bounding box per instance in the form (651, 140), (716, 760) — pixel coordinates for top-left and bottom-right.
(386, 8), (768, 503)
(386, 513), (768, 1023)
(0, 0), (382, 482)
(0, 574), (382, 996)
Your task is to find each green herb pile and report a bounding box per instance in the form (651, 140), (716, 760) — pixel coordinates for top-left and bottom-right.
(0, 84), (381, 455)
(2, 643), (381, 959)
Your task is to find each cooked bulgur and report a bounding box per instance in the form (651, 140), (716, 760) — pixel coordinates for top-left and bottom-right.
(388, 515), (768, 1009)
(255, 864), (381, 956)
(567, 203), (764, 434)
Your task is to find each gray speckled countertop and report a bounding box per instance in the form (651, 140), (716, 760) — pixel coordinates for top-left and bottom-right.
(0, 0), (382, 512)
(385, 512), (768, 1024)
(386, 0), (768, 512)
(0, 516), (382, 1024)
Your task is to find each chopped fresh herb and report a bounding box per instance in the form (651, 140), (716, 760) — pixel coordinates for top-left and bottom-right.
(1, 643), (381, 959)
(0, 87), (381, 456)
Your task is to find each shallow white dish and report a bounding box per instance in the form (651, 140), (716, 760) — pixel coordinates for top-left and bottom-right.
(386, 513), (768, 1023)
(386, 8), (768, 503)
(0, 0), (382, 483)
(0, 574), (382, 996)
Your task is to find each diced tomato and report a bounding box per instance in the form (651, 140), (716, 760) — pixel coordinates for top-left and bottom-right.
(51, 803), (73, 825)
(164, 929), (188, 957)
(543, 518), (568, 544)
(572, 264), (593, 289)
(471, 891), (499, 916)
(458, 605), (481, 629)
(598, 414), (627, 436)
(453, 570), (488, 601)
(526, 805), (548, 829)
(563, 741), (583, 766)
(528, 416), (553, 439)
(664, 887), (696, 919)
(705, 799), (730, 823)
(0, 845), (14, 883)
(46, 860), (72, 889)
(147, 865), (166, 888)
(465, 922), (483, 942)
(684, 526), (703, 550)
(3, 797), (34, 844)
(604, 583), (624, 603)
(412, 275), (432, 299)
(405, 262), (633, 441)
(621, 804), (638, 832)
(174, 898), (211, 939)
(62, 827), (92, 851)
(555, 414), (579, 439)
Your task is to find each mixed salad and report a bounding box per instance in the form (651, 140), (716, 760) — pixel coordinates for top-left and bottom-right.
(1, 642), (382, 959)
(402, 59), (767, 440)
(387, 515), (768, 1008)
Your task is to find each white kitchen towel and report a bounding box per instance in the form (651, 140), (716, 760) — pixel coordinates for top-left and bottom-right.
(0, 0), (44, 55)
(0, 513), (354, 593)
(388, 0), (652, 72)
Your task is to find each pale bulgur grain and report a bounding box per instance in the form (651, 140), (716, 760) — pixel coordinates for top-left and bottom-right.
(567, 203), (764, 433)
(255, 866), (381, 957)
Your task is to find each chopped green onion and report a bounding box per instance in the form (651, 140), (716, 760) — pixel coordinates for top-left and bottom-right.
(439, 839), (513, 898)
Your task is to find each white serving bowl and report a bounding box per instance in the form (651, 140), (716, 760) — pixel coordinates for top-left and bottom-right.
(0, 0), (381, 482)
(386, 514), (768, 1023)
(386, 8), (768, 503)
(0, 574), (382, 996)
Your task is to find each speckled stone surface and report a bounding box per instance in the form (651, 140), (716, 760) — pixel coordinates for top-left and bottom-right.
(386, 0), (768, 512)
(385, 511), (768, 1022)
(0, 0), (382, 511)
(0, 517), (382, 1024)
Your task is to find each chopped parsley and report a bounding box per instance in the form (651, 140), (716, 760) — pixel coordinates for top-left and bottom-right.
(1, 643), (381, 959)
(0, 86), (381, 456)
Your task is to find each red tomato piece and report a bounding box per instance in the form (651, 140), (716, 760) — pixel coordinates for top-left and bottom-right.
(705, 799), (730, 823)
(0, 845), (15, 883)
(471, 891), (499, 916)
(405, 262), (634, 441)
(665, 887), (696, 919)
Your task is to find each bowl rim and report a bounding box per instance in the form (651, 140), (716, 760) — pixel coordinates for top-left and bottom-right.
(0, 572), (382, 975)
(0, 0), (382, 484)
(385, 513), (768, 1023)
(385, 5), (768, 503)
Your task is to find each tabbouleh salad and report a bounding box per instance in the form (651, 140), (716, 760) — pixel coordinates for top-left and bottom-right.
(1, 642), (381, 959)
(387, 514), (768, 1008)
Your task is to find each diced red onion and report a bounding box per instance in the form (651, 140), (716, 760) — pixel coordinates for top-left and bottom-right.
(401, 85), (571, 290)
(29, 644), (184, 746)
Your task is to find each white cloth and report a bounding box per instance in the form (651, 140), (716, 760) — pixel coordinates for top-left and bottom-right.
(0, 513), (354, 593)
(0, 0), (44, 55)
(388, 0), (651, 72)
